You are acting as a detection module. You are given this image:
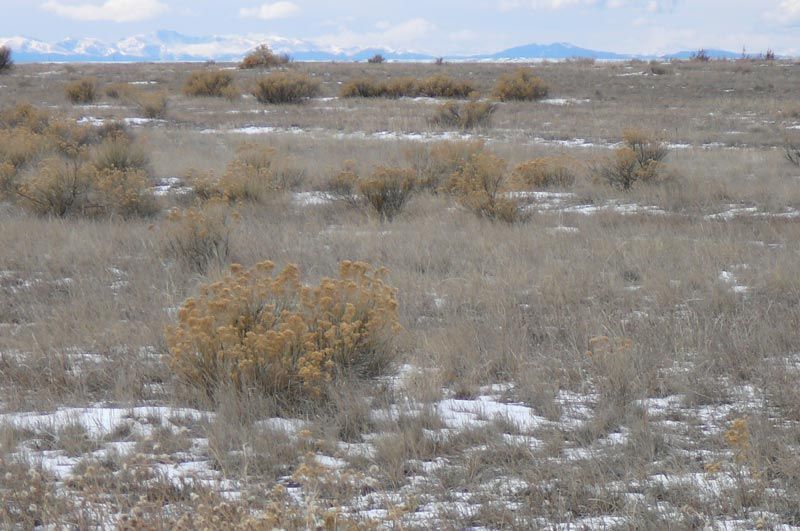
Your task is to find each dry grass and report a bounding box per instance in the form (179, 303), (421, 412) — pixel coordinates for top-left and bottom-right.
(0, 59), (799, 528)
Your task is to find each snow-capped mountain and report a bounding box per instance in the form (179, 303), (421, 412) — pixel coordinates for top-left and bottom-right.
(0, 30), (743, 63)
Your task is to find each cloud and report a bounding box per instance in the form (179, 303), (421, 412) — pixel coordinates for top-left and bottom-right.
(41, 0), (167, 22)
(763, 0), (800, 25)
(239, 2), (299, 20)
(315, 18), (436, 51)
(500, 0), (677, 10)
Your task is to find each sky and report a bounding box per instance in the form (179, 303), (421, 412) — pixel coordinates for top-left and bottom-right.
(0, 0), (798, 55)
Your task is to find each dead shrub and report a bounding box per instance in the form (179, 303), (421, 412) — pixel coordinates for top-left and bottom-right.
(0, 46), (13, 73)
(586, 336), (641, 406)
(1, 102), (51, 133)
(405, 140), (487, 191)
(448, 151), (521, 222)
(492, 68), (549, 101)
(183, 70), (237, 98)
(131, 90), (168, 119)
(92, 137), (148, 172)
(358, 166), (416, 221)
(251, 72), (319, 104)
(785, 135), (800, 166)
(326, 160), (361, 207)
(339, 78), (386, 98)
(14, 158), (94, 216)
(599, 129), (669, 190)
(192, 144), (301, 203)
(105, 82), (130, 100)
(166, 260), (401, 408)
(417, 75), (475, 98)
(509, 157), (576, 189)
(65, 78), (98, 104)
(690, 49), (711, 62)
(384, 77), (419, 98)
(163, 202), (236, 273)
(430, 100), (495, 130)
(239, 44), (290, 69)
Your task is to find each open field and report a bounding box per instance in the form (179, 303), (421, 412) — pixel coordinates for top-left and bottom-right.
(1, 58), (800, 528)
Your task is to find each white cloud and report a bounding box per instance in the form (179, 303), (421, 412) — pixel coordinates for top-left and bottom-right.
(41, 0), (167, 22)
(315, 18), (436, 51)
(763, 0), (800, 25)
(500, 0), (677, 10)
(239, 2), (299, 20)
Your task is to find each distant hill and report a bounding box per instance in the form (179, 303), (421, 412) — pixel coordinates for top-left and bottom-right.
(0, 31), (751, 63)
(485, 42), (632, 60)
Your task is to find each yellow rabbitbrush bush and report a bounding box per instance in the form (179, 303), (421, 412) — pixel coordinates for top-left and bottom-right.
(65, 77), (98, 104)
(15, 157), (156, 218)
(509, 156), (576, 190)
(166, 260), (402, 406)
(163, 201), (236, 273)
(358, 166), (416, 221)
(599, 128), (669, 190)
(492, 68), (549, 101)
(183, 70), (238, 98)
(448, 150), (521, 222)
(252, 72), (319, 104)
(405, 139), (487, 191)
(193, 143), (303, 203)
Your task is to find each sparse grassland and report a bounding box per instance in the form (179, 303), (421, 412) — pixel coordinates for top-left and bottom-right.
(0, 58), (799, 528)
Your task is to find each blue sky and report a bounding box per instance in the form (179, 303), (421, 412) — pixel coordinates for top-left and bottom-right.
(1, 0), (798, 55)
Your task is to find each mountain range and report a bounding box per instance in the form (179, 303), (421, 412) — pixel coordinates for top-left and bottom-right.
(0, 30), (748, 63)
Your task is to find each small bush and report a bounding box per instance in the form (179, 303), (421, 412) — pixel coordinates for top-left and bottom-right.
(358, 166), (416, 221)
(492, 68), (549, 101)
(339, 78), (386, 98)
(417, 75), (474, 98)
(405, 140), (486, 191)
(1, 102), (51, 133)
(340, 75), (474, 99)
(166, 260), (401, 406)
(327, 160), (361, 207)
(0, 46), (13, 73)
(252, 72), (319, 104)
(648, 61), (670, 75)
(384, 77), (419, 98)
(14, 157), (153, 218)
(105, 82), (130, 100)
(448, 151), (521, 222)
(690, 49), (711, 62)
(194, 144), (301, 203)
(786, 138), (800, 166)
(764, 49), (776, 61)
(509, 157), (576, 189)
(92, 137), (148, 172)
(367, 54), (386, 64)
(183, 70), (237, 98)
(430, 100), (495, 130)
(163, 202), (235, 273)
(133, 91), (168, 119)
(65, 78), (98, 104)
(14, 158), (92, 216)
(0, 127), (46, 170)
(239, 44), (290, 69)
(599, 129), (668, 190)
